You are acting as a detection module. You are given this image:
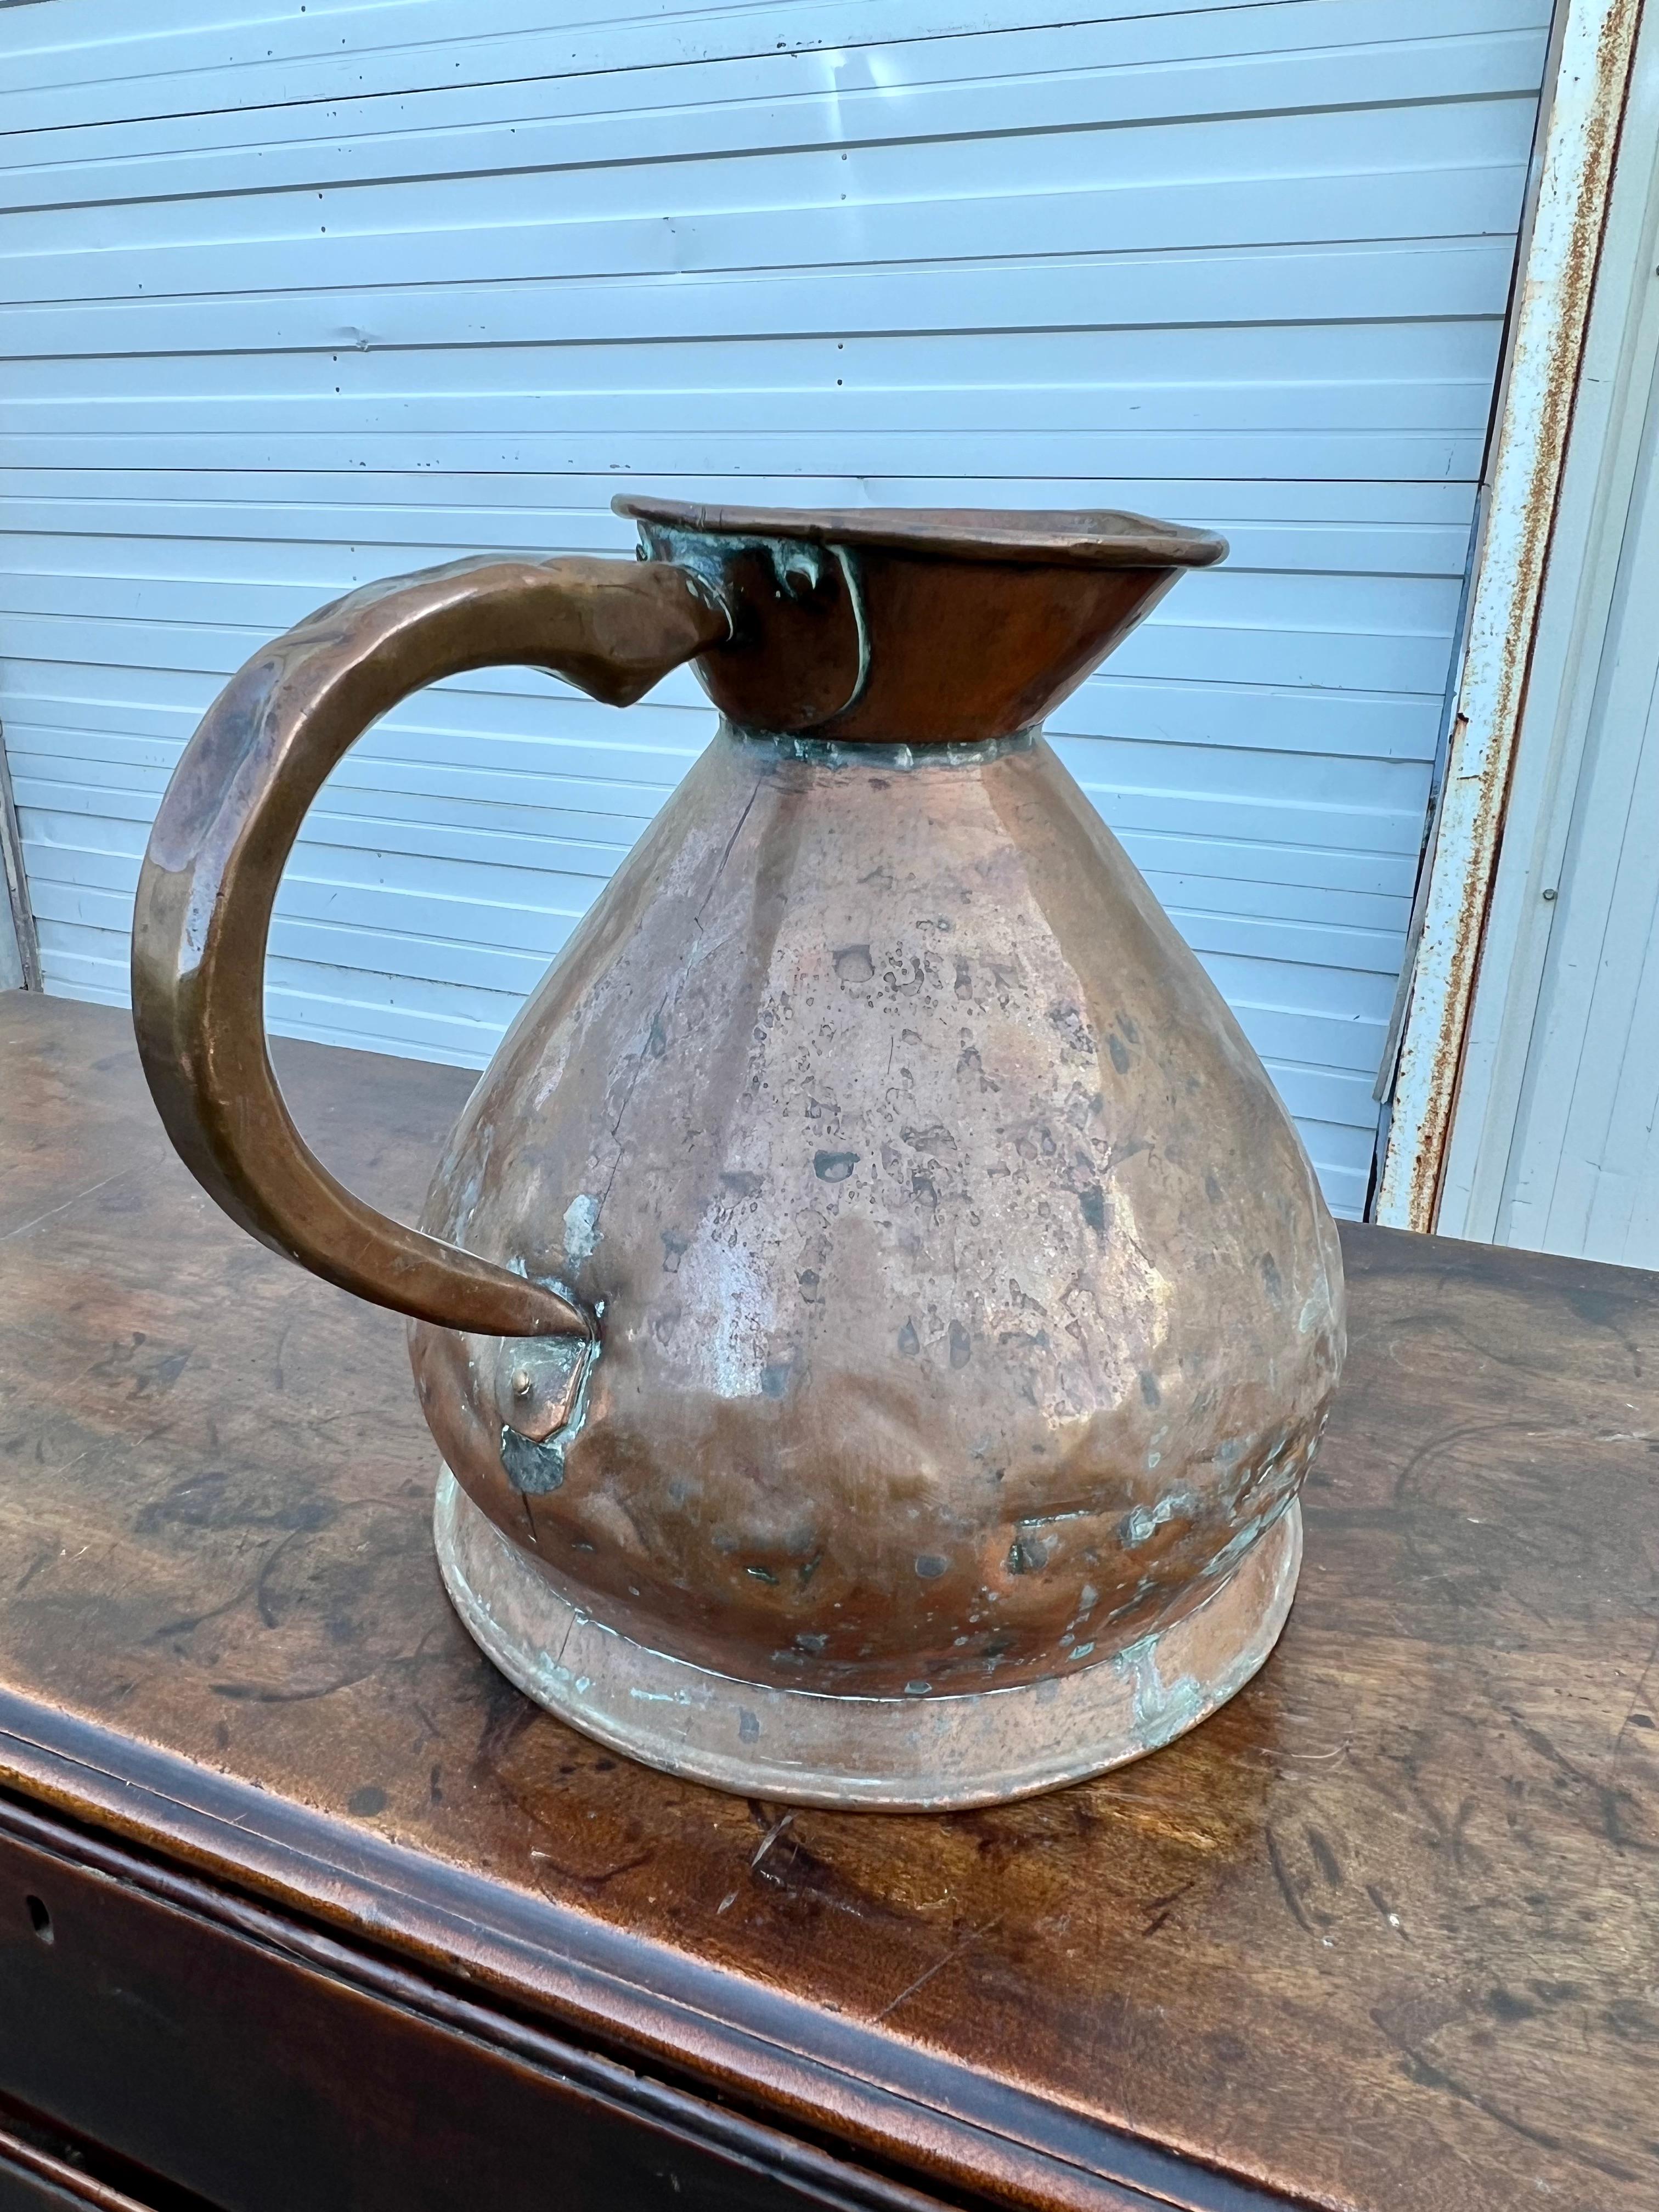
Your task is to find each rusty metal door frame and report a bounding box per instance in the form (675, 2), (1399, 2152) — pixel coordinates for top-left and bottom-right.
(1438, 9), (1659, 1245)
(1376, 0), (1648, 1232)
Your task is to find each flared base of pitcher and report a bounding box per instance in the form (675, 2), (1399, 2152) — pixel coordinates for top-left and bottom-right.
(433, 1467), (1301, 1812)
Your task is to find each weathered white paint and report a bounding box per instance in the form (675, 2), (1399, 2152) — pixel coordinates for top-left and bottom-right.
(0, 0), (1553, 1217)
(1494, 369), (1659, 1263)
(1376, 0), (1646, 1230)
(1438, 5), (1659, 1247)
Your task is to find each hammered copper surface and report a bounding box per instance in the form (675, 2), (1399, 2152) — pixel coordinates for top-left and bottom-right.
(410, 727), (1342, 1705)
(433, 1471), (1305, 1810)
(129, 501), (1342, 1801)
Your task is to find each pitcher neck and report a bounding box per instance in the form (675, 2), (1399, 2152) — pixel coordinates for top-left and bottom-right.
(617, 498), (1223, 752)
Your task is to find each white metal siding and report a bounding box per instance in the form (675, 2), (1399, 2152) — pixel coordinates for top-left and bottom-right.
(0, 0), (1550, 1217)
(1494, 351), (1659, 1263)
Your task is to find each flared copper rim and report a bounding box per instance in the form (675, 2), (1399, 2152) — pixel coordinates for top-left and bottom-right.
(615, 495), (1227, 570)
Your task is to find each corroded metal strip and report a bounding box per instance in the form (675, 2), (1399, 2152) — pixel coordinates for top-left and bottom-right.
(730, 723), (1038, 769)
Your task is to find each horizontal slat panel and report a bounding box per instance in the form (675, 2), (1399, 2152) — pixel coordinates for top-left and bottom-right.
(0, 479), (1484, 583)
(0, 242), (1520, 358)
(2, 0), (1544, 105)
(1, 107), (1534, 285)
(1, 48), (1543, 221)
(0, 433), (1491, 484)
(0, 359), (1500, 434)
(0, 0), (1549, 130)
(4, 65), (1539, 216)
(0, 0), (1547, 1218)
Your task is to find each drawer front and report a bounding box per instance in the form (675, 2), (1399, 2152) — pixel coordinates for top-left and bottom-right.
(0, 1826), (947, 2212)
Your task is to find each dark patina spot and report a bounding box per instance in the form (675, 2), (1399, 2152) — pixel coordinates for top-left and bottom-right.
(501, 1426), (566, 1494)
(1007, 1531), (1051, 1575)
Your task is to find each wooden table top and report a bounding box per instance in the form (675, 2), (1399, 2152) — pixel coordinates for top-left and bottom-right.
(1, 988), (1656, 2212)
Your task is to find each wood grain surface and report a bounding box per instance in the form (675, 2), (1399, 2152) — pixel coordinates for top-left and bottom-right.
(1, 989), (1656, 2212)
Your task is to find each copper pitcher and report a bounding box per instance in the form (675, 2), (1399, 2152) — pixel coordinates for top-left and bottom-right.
(132, 499), (1345, 1810)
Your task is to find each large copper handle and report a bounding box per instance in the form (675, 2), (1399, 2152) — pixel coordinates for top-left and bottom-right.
(132, 554), (730, 1338)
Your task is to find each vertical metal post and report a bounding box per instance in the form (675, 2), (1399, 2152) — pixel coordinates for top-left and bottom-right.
(1376, 0), (1647, 1230)
(0, 721), (43, 992)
